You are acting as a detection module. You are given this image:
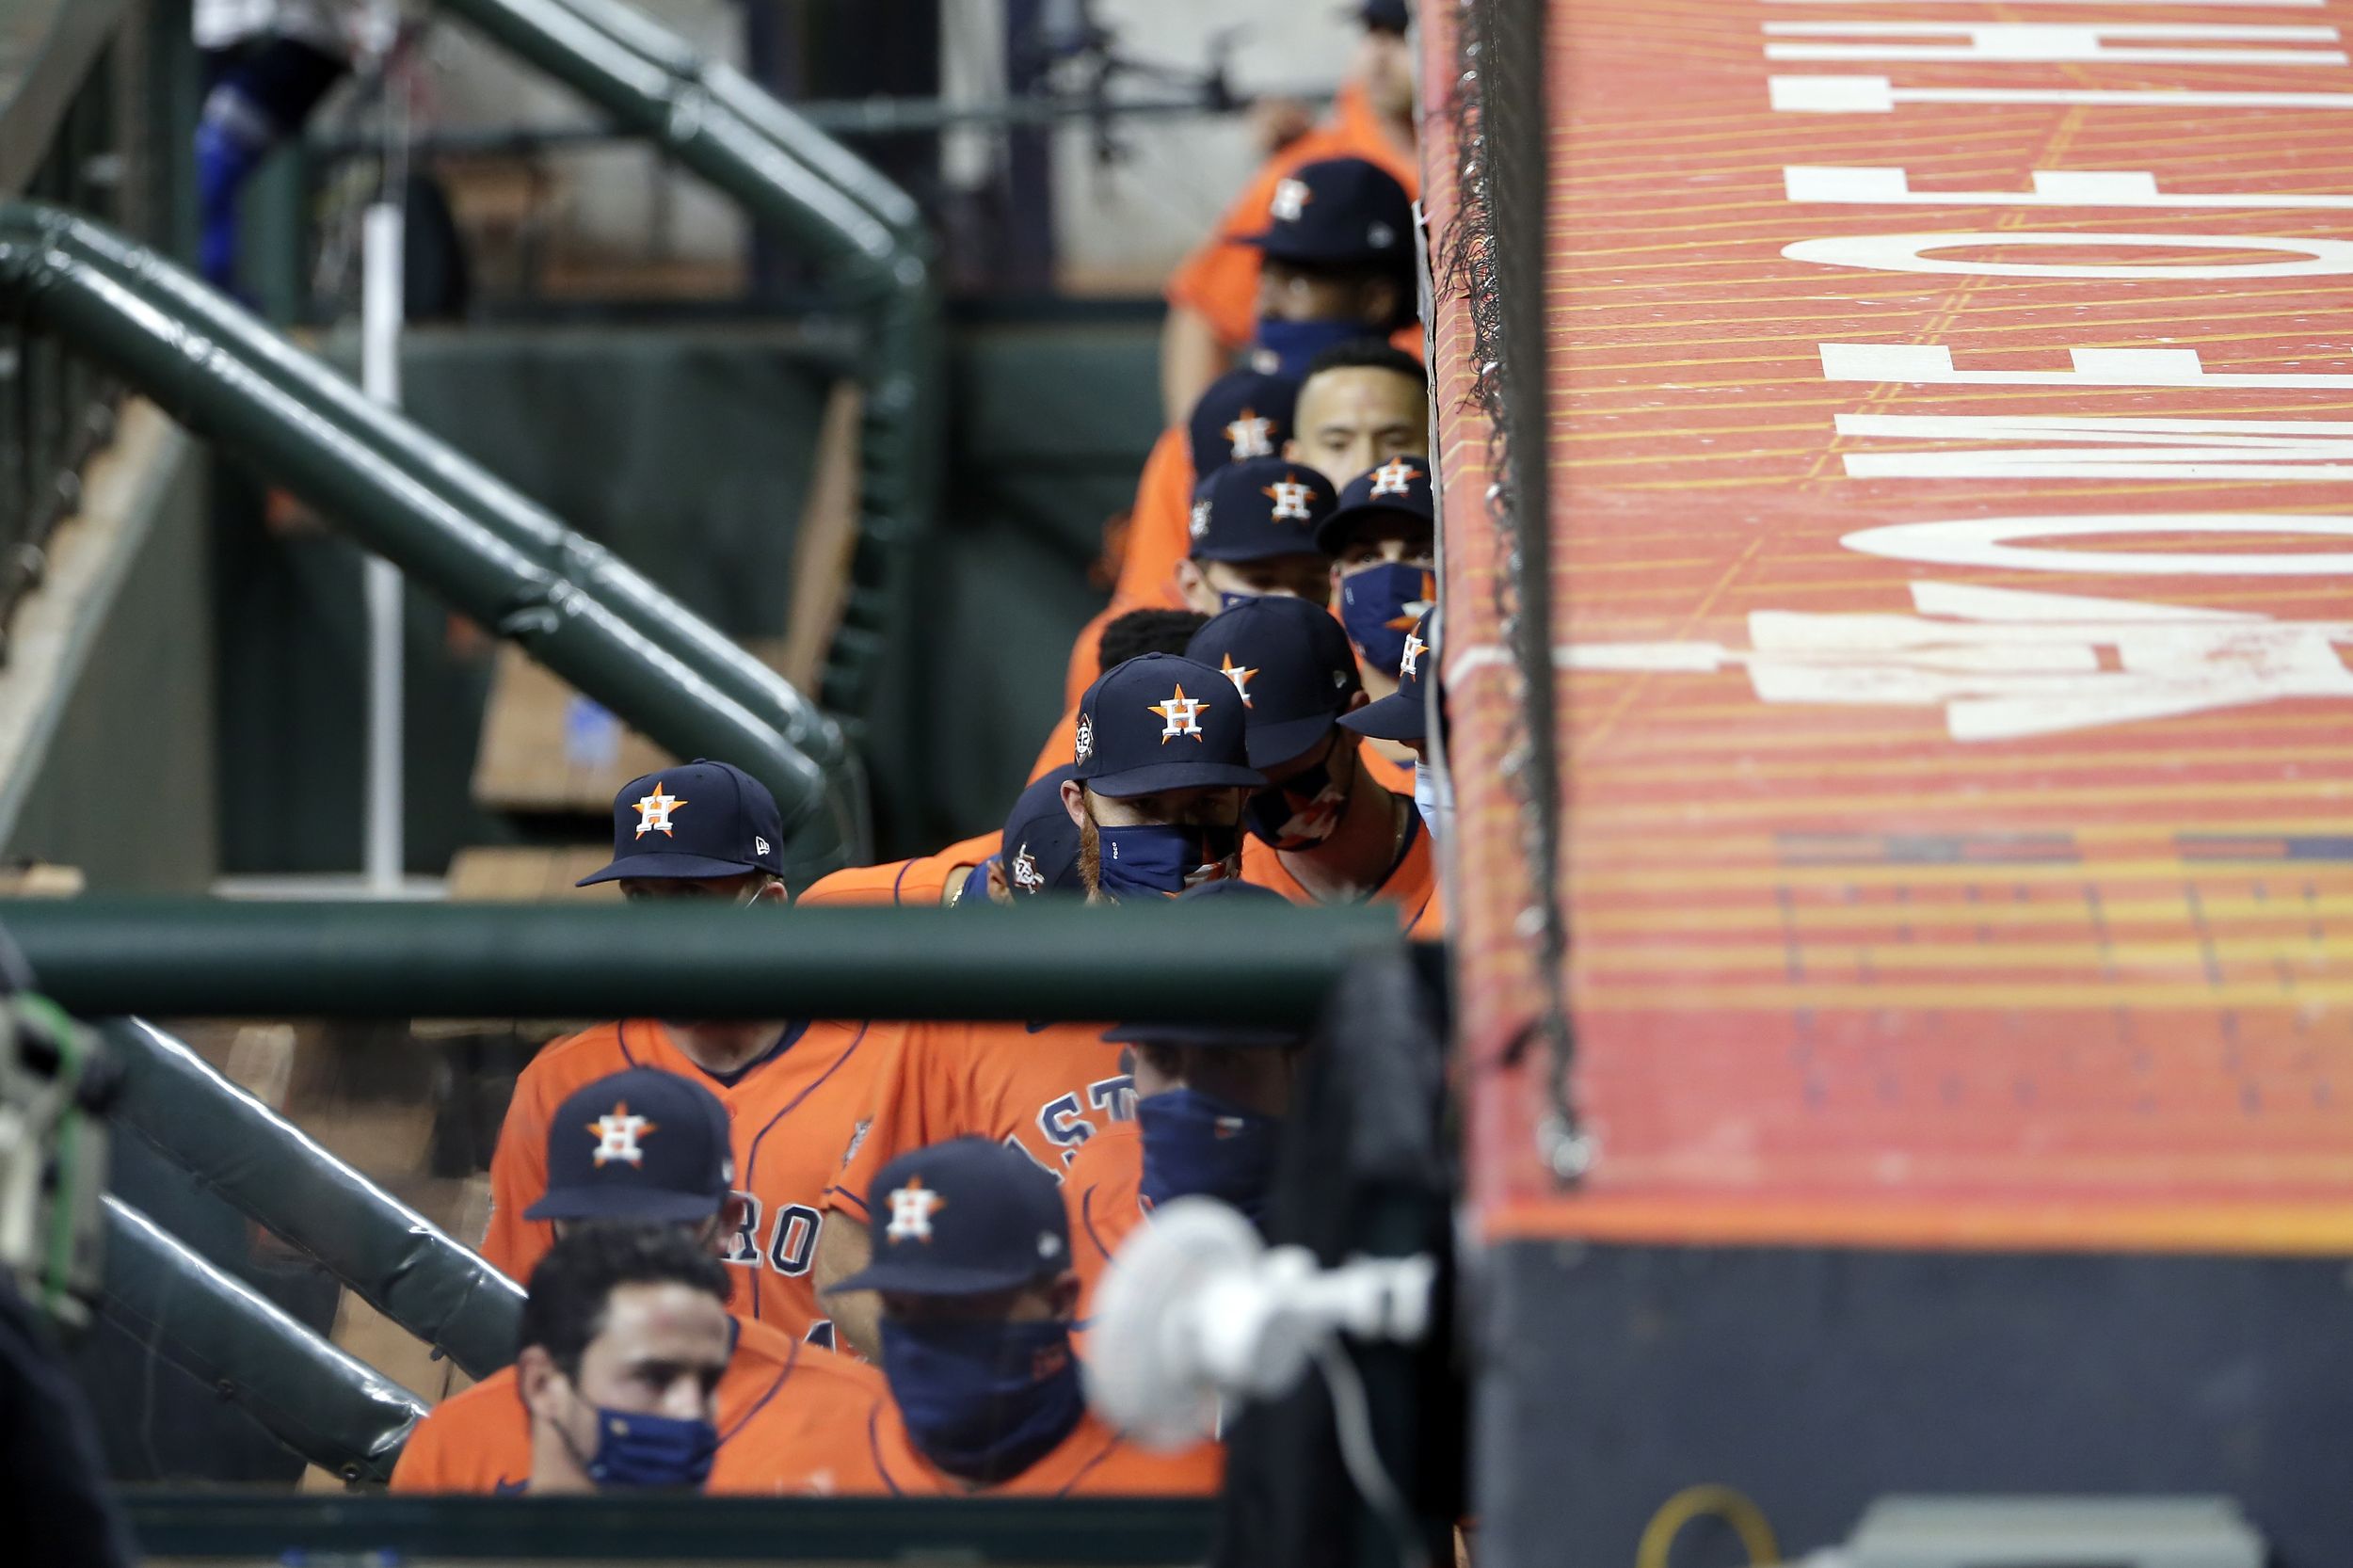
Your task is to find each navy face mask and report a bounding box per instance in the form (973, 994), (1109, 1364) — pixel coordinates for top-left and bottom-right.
(1095, 822), (1241, 900)
(1251, 317), (1370, 378)
(567, 1399), (719, 1491)
(1138, 1088), (1284, 1225)
(1339, 562), (1434, 682)
(955, 858), (996, 907)
(882, 1318), (1086, 1484)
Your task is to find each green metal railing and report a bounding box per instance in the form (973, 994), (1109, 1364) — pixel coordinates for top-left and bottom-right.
(0, 201), (867, 878)
(0, 0), (184, 647)
(8, 898), (1399, 1022)
(428, 0), (940, 719)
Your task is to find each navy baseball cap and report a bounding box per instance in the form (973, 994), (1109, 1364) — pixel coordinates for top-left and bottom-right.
(1104, 883), (1307, 1050)
(1072, 652), (1266, 798)
(1360, 0), (1410, 32)
(834, 1138), (1070, 1297)
(1185, 596), (1364, 769)
(1187, 368), (1302, 476)
(1341, 606), (1437, 743)
(1241, 157), (1414, 269)
(1316, 454), (1435, 555)
(577, 759), (787, 886)
(1000, 764), (1084, 899)
(524, 1068), (733, 1224)
(1189, 456), (1337, 564)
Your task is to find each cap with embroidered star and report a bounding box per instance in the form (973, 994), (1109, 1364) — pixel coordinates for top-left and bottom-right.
(1072, 652), (1267, 798)
(576, 759), (787, 886)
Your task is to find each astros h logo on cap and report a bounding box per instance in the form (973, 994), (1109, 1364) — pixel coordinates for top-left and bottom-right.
(578, 759), (787, 887)
(886, 1176), (946, 1242)
(1069, 653), (1265, 799)
(589, 1100), (657, 1167)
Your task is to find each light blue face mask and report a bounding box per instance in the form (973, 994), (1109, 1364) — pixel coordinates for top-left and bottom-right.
(1413, 760), (1453, 844)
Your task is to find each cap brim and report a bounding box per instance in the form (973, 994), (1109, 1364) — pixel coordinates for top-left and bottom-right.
(576, 851), (764, 886)
(1244, 710), (1344, 769)
(830, 1257), (1048, 1298)
(522, 1189), (723, 1224)
(1315, 499), (1429, 555)
(1084, 760), (1268, 797)
(1337, 689), (1426, 742)
(1188, 539), (1328, 565)
(1104, 1021), (1305, 1050)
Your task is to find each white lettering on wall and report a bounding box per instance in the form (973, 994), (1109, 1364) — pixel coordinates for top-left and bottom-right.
(1841, 514), (2353, 575)
(1833, 414), (2353, 481)
(1770, 75), (2353, 112)
(1817, 344), (2353, 390)
(1562, 584), (2353, 742)
(1785, 231), (2353, 279)
(1785, 166), (2353, 210)
(1764, 21), (2343, 66)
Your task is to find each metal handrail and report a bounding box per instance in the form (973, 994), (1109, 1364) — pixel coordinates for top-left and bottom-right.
(428, 0), (940, 716)
(0, 200), (866, 880)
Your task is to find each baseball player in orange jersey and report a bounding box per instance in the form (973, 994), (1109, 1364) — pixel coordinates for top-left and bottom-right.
(1074, 368), (1305, 704)
(1184, 597), (1438, 932)
(1068, 890), (1308, 1336)
(821, 1139), (1220, 1495)
(1160, 6), (1419, 419)
(815, 652), (1267, 1359)
(1032, 609), (1209, 783)
(479, 760), (889, 1345)
(397, 1071), (888, 1494)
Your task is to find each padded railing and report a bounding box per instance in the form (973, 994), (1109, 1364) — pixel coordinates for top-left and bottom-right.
(0, 201), (867, 880)
(429, 0), (940, 719)
(103, 1018), (523, 1379)
(101, 1196), (428, 1484)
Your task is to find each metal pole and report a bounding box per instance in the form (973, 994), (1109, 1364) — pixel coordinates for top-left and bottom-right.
(360, 200), (406, 892)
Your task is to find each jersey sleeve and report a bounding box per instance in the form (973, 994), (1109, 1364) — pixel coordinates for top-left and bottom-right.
(822, 1022), (958, 1219)
(479, 1056), (557, 1282)
(387, 1410), (452, 1493)
(1107, 427), (1200, 613)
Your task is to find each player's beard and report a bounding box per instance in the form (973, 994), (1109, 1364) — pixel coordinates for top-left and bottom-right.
(1076, 815), (1107, 904)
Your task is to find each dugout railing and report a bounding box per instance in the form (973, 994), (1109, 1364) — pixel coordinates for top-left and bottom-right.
(424, 0), (942, 724)
(0, 201), (868, 881)
(28, 897), (1397, 1559)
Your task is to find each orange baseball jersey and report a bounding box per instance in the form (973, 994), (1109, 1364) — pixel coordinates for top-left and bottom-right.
(1241, 804), (1438, 932)
(483, 1017), (894, 1346)
(389, 1313), (890, 1496)
(823, 1019), (1133, 1224)
(1102, 426), (1200, 625)
(858, 1396), (1222, 1496)
(795, 832), (1000, 909)
(1064, 1119), (1147, 1333)
(1164, 82), (1421, 351)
